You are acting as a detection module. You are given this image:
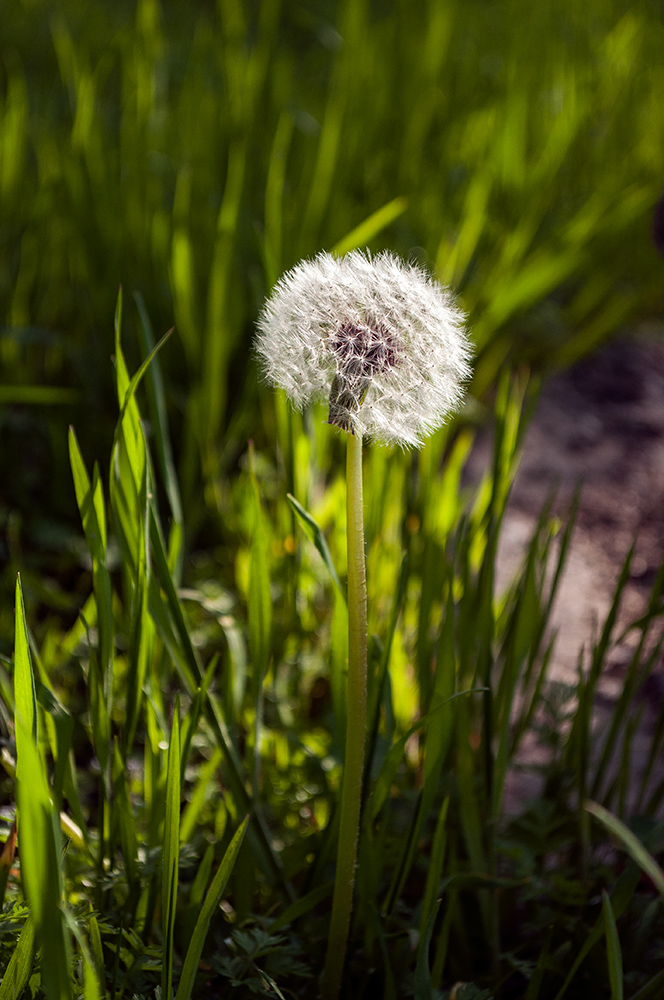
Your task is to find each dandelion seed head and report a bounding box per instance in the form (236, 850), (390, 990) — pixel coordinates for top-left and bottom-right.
(255, 249), (473, 447)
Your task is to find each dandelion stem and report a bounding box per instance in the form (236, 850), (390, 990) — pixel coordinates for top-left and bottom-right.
(322, 429), (367, 1000)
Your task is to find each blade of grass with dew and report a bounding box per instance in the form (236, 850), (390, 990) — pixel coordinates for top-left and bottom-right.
(162, 698), (181, 1000)
(175, 815), (249, 1000)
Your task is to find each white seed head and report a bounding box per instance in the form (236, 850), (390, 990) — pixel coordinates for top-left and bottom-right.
(255, 250), (473, 448)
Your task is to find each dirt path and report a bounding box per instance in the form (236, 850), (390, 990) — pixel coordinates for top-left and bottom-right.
(496, 328), (664, 683)
(487, 328), (664, 809)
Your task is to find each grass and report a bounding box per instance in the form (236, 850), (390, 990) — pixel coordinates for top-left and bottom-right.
(1, 0), (663, 548)
(2, 0), (664, 997)
(2, 304), (664, 997)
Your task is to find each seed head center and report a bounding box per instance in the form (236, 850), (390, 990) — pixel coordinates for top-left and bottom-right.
(327, 321), (399, 432)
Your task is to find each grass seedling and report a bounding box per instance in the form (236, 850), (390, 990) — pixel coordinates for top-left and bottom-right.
(255, 249), (472, 998)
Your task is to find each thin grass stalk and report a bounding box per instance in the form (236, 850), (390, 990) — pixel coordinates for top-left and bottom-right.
(322, 429), (367, 1000)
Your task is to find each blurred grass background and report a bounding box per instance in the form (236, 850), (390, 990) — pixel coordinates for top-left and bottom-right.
(2, 0), (663, 627)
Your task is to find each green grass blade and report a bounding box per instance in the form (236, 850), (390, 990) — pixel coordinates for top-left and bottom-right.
(248, 443), (272, 791)
(287, 493), (345, 598)
(414, 898), (441, 1000)
(36, 681), (74, 814)
(602, 890), (623, 1000)
(183, 843), (214, 951)
(134, 291), (183, 532)
(331, 196), (409, 256)
(13, 576), (37, 750)
(175, 816), (249, 1000)
(629, 969), (664, 1000)
(15, 718), (72, 1000)
(419, 796), (450, 944)
(523, 931), (552, 1000)
(162, 699), (181, 1000)
(586, 801), (664, 896)
(552, 858), (642, 1000)
(0, 914), (36, 1000)
(268, 882), (334, 934)
(112, 740), (139, 888)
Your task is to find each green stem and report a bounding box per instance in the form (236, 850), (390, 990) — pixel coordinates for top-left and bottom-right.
(322, 430), (368, 1000)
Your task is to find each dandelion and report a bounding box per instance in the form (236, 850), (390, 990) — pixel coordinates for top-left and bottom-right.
(255, 250), (472, 447)
(255, 249), (472, 1000)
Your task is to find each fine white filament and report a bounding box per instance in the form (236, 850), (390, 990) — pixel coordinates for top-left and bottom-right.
(255, 249), (472, 448)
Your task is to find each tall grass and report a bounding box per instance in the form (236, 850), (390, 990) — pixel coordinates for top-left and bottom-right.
(2, 303), (664, 997)
(1, 0), (663, 536)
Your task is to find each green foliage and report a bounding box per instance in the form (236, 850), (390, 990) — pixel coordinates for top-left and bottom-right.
(1, 0), (663, 534)
(2, 312), (664, 998)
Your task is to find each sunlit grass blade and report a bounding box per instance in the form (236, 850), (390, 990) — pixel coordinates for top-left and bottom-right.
(68, 429), (113, 788)
(175, 815), (249, 1000)
(287, 492), (345, 598)
(0, 914), (35, 1000)
(15, 718), (72, 1000)
(13, 576), (37, 751)
(36, 681), (74, 815)
(145, 505), (288, 895)
(134, 291), (183, 533)
(331, 196), (409, 256)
